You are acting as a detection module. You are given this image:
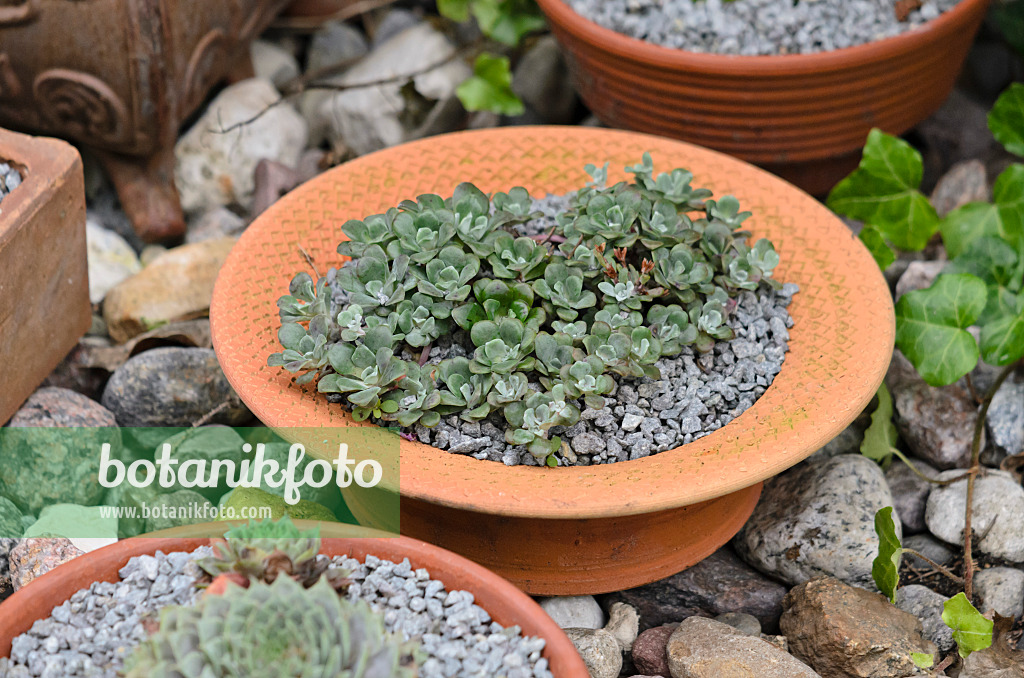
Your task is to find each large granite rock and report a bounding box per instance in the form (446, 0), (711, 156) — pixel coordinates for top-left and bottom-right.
(733, 455), (897, 589)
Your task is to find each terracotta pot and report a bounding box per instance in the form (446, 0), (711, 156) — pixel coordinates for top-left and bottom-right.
(209, 127), (895, 594)
(534, 0), (990, 195)
(0, 521), (589, 677)
(0, 128), (90, 426)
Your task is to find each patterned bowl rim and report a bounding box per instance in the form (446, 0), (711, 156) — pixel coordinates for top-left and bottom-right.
(210, 126), (894, 520)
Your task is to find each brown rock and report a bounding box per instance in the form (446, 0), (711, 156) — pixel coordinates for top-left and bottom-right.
(9, 538), (84, 591)
(886, 351), (979, 470)
(603, 547), (788, 632)
(2, 387), (119, 513)
(8, 386), (116, 428)
(959, 640), (1024, 678)
(780, 577), (937, 678)
(930, 159), (989, 217)
(103, 238), (236, 343)
(632, 625), (676, 677)
(666, 616), (821, 678)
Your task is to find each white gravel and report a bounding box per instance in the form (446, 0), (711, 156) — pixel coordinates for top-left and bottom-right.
(566, 0), (963, 55)
(0, 549), (553, 678)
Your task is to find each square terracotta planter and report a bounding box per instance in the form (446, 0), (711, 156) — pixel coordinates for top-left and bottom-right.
(0, 128), (90, 425)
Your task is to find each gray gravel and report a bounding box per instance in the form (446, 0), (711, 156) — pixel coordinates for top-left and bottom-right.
(0, 549), (211, 678)
(0, 163), (22, 205)
(0, 549), (553, 678)
(566, 0), (962, 55)
(414, 283), (796, 466)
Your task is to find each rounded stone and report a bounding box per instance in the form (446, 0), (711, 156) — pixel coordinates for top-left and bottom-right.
(538, 595), (605, 630)
(101, 347), (250, 427)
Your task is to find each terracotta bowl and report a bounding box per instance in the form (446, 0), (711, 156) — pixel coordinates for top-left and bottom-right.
(534, 0), (990, 195)
(209, 127), (894, 594)
(0, 522), (588, 677)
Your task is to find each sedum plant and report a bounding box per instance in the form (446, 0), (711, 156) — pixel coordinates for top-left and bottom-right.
(124, 576), (418, 678)
(271, 155), (784, 465)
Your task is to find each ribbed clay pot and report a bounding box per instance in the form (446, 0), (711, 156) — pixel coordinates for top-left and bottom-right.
(0, 521), (589, 678)
(209, 127), (895, 595)
(534, 0), (990, 195)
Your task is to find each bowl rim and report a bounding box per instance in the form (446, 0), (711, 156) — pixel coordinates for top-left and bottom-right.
(534, 0), (991, 74)
(0, 522), (588, 676)
(210, 126), (894, 521)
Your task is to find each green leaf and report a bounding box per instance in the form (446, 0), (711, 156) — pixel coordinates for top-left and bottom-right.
(437, 0), (471, 21)
(939, 164), (1024, 260)
(871, 506), (903, 604)
(979, 293), (1024, 366)
(456, 54), (524, 116)
(910, 652), (934, 669)
(827, 129), (940, 251)
(993, 0), (1024, 59)
(861, 384), (898, 464)
(859, 225), (896, 270)
(471, 0), (546, 45)
(942, 592), (994, 658)
(895, 273), (987, 386)
(989, 82), (1024, 157)
(545, 454), (558, 468)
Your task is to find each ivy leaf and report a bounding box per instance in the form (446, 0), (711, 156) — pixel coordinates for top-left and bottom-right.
(872, 506), (903, 603)
(940, 164), (1024, 260)
(827, 129), (940, 251)
(456, 54), (525, 116)
(980, 291), (1024, 366)
(993, 1), (1024, 60)
(859, 225), (896, 270)
(943, 592), (994, 658)
(471, 0), (546, 45)
(946, 236), (1020, 289)
(895, 273), (987, 386)
(989, 82), (1024, 157)
(910, 652), (934, 669)
(861, 384), (898, 464)
(437, 0), (472, 21)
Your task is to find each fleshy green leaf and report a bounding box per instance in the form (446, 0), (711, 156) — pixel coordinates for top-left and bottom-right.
(861, 384), (897, 464)
(859, 225), (896, 270)
(989, 82), (1024, 157)
(939, 164), (1024, 260)
(942, 592), (994, 658)
(895, 273), (987, 386)
(871, 506), (903, 604)
(827, 129), (940, 251)
(456, 54), (524, 116)
(910, 652), (934, 669)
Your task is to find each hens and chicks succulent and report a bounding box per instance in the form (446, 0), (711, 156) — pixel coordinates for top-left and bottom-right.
(270, 154), (783, 466)
(124, 518), (418, 678)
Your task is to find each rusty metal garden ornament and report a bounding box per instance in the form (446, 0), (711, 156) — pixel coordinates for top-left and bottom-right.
(0, 0), (290, 242)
